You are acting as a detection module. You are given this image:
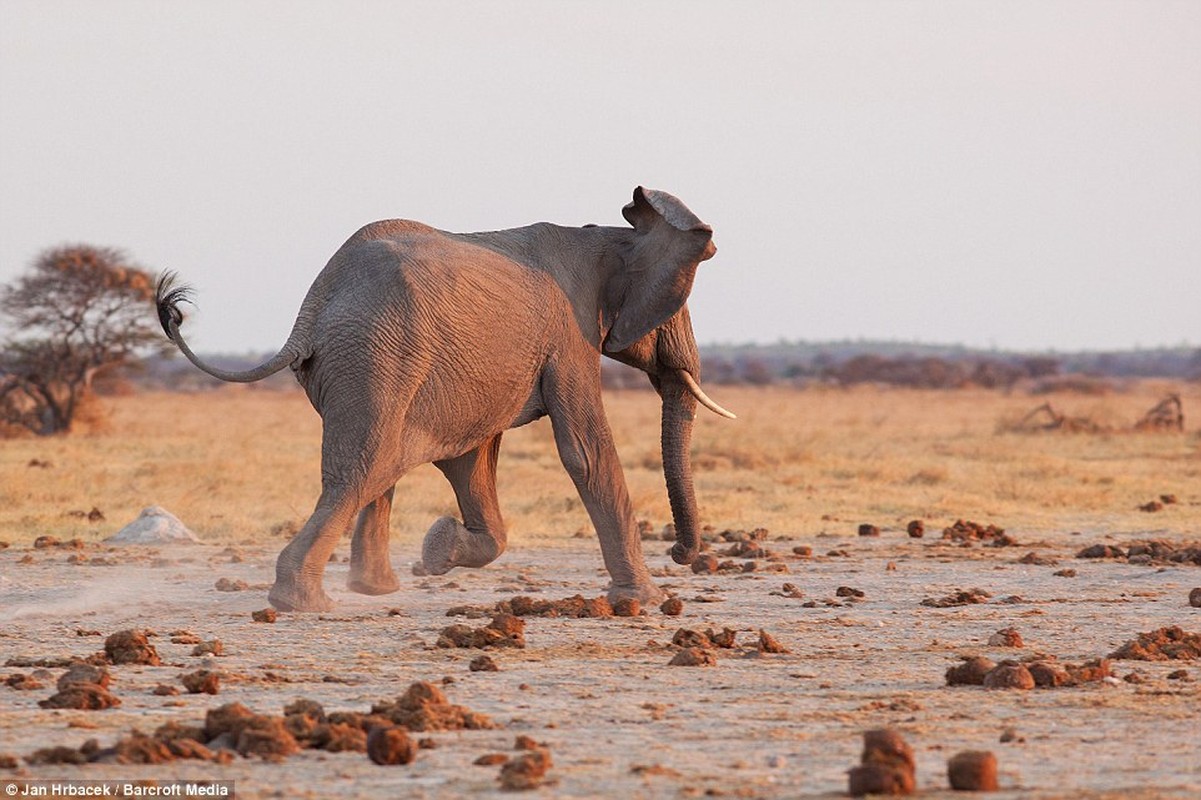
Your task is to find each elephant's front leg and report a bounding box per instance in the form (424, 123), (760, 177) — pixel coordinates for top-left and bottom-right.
(546, 371), (665, 605)
(422, 434), (507, 575)
(347, 485), (401, 595)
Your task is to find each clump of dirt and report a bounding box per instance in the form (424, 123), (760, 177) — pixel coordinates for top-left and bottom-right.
(498, 748), (553, 790)
(948, 750), (999, 791)
(668, 648), (717, 667)
(660, 597), (684, 616)
(469, 655), (499, 672)
(848, 728), (915, 796)
(942, 519), (1015, 547)
(438, 614), (526, 649)
(769, 583), (805, 599)
(907, 520), (925, 538)
(215, 577), (249, 592)
(988, 628), (1024, 648)
(858, 524), (880, 537)
(946, 656), (996, 686)
(371, 681), (495, 731)
(836, 586), (865, 599)
(1018, 552), (1058, 566)
(1190, 588), (1201, 608)
(1025, 658), (1111, 688)
(181, 669), (220, 695)
(1077, 544), (1124, 559)
(252, 608), (277, 623)
(690, 554), (719, 574)
(922, 588), (991, 608)
(367, 726), (415, 765)
(27, 746), (90, 765)
(1109, 627), (1201, 661)
(982, 661), (1035, 690)
(104, 629), (160, 666)
(153, 684), (180, 696)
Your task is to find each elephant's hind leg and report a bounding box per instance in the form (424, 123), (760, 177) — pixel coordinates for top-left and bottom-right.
(422, 434), (507, 575)
(268, 489), (361, 612)
(347, 485), (400, 595)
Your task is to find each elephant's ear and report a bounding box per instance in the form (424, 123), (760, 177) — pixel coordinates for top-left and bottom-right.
(604, 187), (716, 354)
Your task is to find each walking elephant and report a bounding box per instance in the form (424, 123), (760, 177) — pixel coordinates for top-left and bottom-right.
(156, 186), (733, 612)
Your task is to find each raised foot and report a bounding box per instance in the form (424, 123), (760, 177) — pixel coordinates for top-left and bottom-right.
(607, 581), (667, 607)
(346, 572), (400, 596)
(421, 516), (502, 576)
(267, 581), (334, 613)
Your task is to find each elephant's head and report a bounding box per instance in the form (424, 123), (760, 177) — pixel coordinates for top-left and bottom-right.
(601, 186), (734, 565)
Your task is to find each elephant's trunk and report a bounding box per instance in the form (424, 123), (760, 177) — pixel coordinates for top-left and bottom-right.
(661, 371), (701, 565)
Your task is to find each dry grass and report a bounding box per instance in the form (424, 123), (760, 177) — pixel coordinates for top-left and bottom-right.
(1, 382), (1198, 548)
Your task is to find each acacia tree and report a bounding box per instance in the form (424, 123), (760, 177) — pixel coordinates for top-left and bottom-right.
(0, 245), (162, 435)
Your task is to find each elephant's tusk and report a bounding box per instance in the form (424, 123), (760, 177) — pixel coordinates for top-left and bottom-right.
(678, 370), (737, 420)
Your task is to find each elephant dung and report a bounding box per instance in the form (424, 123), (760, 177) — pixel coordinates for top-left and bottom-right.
(371, 681), (495, 732)
(104, 629), (161, 665)
(947, 750), (999, 791)
(367, 726), (415, 765)
(437, 614), (525, 649)
(104, 506), (199, 545)
(39, 682), (121, 710)
(180, 669), (220, 695)
(498, 748), (553, 790)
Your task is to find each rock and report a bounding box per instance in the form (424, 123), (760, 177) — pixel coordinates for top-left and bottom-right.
(858, 524), (881, 537)
(469, 655), (499, 672)
(252, 608), (277, 623)
(105, 506), (199, 545)
(690, 554), (720, 574)
(947, 750), (999, 791)
(1190, 588), (1201, 608)
(659, 597), (684, 616)
(907, 520), (925, 538)
(862, 728), (915, 772)
(105, 629), (160, 665)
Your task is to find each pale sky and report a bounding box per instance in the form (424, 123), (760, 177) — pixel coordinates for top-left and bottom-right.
(1, 0), (1198, 353)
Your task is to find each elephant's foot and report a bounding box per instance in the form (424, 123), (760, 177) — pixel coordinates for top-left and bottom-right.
(268, 579), (334, 613)
(421, 516), (503, 576)
(607, 581), (667, 607)
(346, 566), (400, 596)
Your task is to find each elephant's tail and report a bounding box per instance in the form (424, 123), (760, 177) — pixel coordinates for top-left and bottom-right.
(155, 272), (307, 383)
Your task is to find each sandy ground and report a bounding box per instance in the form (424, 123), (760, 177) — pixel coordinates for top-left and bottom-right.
(2, 529), (1199, 799)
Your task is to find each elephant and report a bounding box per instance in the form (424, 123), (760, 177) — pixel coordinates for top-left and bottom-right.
(156, 186), (733, 612)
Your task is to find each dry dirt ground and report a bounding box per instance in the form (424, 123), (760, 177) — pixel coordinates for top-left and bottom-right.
(2, 529), (1199, 799)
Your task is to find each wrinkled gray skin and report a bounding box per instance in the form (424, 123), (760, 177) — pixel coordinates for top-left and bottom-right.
(157, 187), (731, 612)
